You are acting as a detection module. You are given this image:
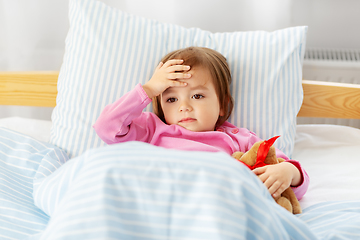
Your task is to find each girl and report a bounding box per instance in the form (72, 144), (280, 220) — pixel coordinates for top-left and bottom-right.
(93, 47), (309, 200)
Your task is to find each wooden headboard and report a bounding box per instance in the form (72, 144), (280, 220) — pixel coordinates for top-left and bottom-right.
(0, 71), (360, 119)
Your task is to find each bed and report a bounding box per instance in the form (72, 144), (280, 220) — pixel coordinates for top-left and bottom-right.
(1, 74), (360, 240)
(1, 0), (360, 239)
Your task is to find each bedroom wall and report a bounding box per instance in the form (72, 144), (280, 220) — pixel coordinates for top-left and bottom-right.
(1, 0), (360, 120)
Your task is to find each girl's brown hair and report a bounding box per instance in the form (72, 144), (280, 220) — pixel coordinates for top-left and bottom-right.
(153, 47), (234, 128)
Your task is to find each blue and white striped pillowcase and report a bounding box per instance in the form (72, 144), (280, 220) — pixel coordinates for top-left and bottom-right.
(50, 0), (307, 158)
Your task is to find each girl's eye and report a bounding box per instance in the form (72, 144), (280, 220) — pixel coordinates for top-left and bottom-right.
(166, 97), (177, 103)
(192, 94), (204, 99)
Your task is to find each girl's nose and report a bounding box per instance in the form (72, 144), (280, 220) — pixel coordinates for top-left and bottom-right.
(179, 100), (192, 112)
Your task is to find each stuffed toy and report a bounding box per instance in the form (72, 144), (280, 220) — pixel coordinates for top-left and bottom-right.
(232, 136), (302, 214)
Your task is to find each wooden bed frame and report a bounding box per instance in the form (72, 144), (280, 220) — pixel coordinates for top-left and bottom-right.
(0, 71), (360, 119)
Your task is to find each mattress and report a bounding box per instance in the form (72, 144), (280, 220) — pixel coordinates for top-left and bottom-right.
(0, 117), (52, 142)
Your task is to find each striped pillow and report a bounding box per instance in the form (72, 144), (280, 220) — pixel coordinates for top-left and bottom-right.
(50, 0), (307, 158)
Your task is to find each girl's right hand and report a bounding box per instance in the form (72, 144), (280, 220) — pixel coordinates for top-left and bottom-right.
(142, 59), (191, 99)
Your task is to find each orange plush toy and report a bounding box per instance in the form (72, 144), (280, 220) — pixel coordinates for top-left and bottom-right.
(232, 136), (302, 214)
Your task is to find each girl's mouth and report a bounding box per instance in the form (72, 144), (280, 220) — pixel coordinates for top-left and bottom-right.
(179, 118), (196, 123)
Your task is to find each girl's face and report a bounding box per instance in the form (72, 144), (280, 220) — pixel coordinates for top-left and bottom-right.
(160, 66), (224, 132)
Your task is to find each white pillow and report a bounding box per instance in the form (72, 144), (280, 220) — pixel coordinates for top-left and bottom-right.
(50, 0), (307, 158)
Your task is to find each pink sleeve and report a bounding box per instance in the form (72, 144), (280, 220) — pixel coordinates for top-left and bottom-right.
(93, 83), (155, 144)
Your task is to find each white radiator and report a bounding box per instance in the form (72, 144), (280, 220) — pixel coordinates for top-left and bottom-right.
(299, 48), (360, 128)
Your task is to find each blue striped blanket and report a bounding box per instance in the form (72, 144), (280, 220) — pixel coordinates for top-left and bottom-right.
(1, 127), (360, 239)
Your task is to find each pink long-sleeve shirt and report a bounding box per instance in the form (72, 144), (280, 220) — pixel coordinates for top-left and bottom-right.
(93, 83), (309, 200)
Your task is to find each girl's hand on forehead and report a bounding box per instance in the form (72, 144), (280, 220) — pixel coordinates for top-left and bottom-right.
(142, 59), (191, 99)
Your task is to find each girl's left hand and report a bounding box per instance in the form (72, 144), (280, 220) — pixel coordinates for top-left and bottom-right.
(252, 162), (299, 198)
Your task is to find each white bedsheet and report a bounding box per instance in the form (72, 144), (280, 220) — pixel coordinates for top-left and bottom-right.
(293, 124), (360, 209)
(1, 117), (359, 210)
(0, 117), (52, 142)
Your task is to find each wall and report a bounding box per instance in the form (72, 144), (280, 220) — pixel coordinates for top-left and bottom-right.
(292, 0), (360, 49)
